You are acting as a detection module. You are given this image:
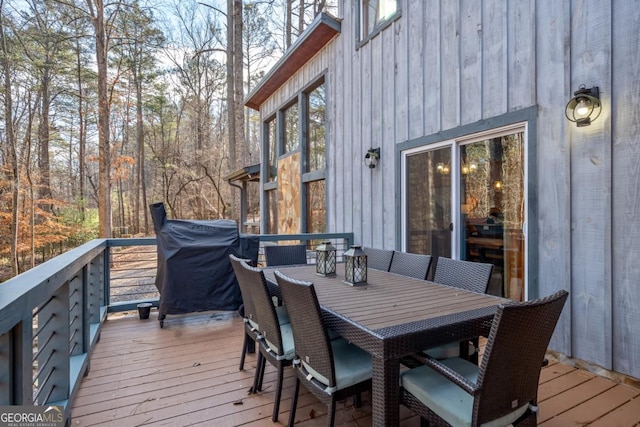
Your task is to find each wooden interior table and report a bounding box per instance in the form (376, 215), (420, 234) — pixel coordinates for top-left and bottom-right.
(262, 264), (509, 427)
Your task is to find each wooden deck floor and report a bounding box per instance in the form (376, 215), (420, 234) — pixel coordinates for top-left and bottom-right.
(71, 310), (640, 427)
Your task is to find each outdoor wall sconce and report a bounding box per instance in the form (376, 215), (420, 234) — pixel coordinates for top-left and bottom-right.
(344, 245), (367, 286)
(493, 180), (503, 192)
(315, 241), (336, 276)
(565, 85), (602, 127)
(364, 148), (380, 169)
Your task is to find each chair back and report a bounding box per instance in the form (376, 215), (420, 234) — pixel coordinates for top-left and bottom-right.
(229, 255), (258, 325)
(362, 247), (395, 271)
(389, 252), (432, 280)
(264, 244), (308, 266)
(433, 257), (493, 293)
(474, 290), (569, 425)
(236, 259), (286, 356)
(274, 270), (336, 388)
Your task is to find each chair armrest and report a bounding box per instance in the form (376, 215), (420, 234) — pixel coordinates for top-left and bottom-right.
(411, 353), (480, 396)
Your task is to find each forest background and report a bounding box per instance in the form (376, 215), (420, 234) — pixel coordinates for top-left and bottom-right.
(0, 0), (337, 280)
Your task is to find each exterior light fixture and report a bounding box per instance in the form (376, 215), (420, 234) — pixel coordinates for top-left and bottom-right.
(565, 85), (602, 127)
(315, 241), (336, 276)
(493, 180), (503, 192)
(344, 245), (367, 286)
(364, 148), (380, 169)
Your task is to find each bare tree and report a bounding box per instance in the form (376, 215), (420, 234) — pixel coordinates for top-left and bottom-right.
(84, 0), (123, 238)
(113, 1), (165, 234)
(1, 0), (20, 274)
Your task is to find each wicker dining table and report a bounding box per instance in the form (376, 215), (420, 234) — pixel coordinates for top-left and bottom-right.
(262, 263), (509, 427)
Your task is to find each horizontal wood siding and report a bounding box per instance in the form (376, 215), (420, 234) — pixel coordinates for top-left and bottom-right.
(257, 0), (640, 380)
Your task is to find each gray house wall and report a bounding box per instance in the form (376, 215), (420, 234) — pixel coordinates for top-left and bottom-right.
(256, 0), (640, 379)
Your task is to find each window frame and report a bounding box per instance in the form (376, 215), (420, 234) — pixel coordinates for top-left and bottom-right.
(261, 74), (328, 234)
(304, 80), (327, 174)
(264, 115), (278, 183)
(357, 0), (401, 46)
(397, 107), (538, 301)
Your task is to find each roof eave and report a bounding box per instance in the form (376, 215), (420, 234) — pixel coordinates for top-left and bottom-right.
(224, 164), (261, 182)
(245, 12), (341, 111)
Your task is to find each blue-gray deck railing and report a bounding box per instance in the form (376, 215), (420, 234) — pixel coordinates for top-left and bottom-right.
(0, 232), (353, 424)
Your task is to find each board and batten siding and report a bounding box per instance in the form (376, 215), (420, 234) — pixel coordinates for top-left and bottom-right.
(610, 1), (640, 379)
(257, 0), (640, 380)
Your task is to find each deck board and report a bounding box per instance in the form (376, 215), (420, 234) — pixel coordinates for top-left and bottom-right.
(71, 310), (640, 426)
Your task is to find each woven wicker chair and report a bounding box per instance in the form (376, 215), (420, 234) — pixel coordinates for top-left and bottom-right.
(233, 259), (294, 422)
(433, 257), (494, 293)
(229, 254), (260, 372)
(389, 251), (433, 280)
(423, 257), (495, 363)
(362, 247), (395, 271)
(274, 270), (373, 427)
(400, 289), (568, 427)
(264, 244), (308, 266)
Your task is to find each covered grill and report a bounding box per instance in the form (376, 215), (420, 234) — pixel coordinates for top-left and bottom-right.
(150, 202), (259, 327)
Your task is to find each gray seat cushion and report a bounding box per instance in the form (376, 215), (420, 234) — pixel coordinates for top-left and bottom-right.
(423, 342), (461, 359)
(264, 322), (295, 360)
(401, 357), (528, 427)
(275, 305), (290, 324)
(303, 338), (372, 392)
(247, 305), (289, 331)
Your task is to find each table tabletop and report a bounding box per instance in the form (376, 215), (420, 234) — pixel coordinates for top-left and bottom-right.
(262, 263), (508, 426)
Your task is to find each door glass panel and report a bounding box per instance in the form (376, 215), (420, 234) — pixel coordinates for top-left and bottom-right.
(406, 147), (452, 266)
(460, 132), (525, 300)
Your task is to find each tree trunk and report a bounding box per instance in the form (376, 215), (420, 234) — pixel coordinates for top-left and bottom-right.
(25, 95), (36, 269)
(285, 0), (292, 48)
(38, 67), (52, 206)
(75, 37), (86, 221)
(87, 0), (112, 238)
(233, 0), (246, 167)
(298, 0), (304, 37)
(226, 0), (236, 173)
(1, 0), (20, 275)
(135, 65), (149, 234)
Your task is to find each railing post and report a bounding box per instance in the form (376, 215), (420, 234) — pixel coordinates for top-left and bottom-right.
(0, 329), (9, 404)
(0, 320), (32, 405)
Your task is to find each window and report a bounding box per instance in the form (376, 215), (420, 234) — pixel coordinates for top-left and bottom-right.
(306, 180), (326, 233)
(402, 124), (527, 301)
(360, 0), (398, 40)
(307, 83), (326, 172)
(263, 78), (327, 234)
(284, 103), (299, 153)
(266, 118), (277, 182)
(267, 190), (277, 234)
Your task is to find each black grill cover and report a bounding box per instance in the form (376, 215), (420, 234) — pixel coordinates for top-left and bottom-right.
(150, 202), (259, 316)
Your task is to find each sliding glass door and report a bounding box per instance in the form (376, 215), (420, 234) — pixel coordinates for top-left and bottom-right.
(403, 126), (527, 301)
(405, 146), (452, 265)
